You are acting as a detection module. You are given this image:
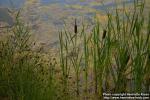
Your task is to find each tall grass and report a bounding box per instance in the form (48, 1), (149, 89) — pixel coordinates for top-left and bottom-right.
(58, 0), (150, 99)
(0, 13), (58, 100)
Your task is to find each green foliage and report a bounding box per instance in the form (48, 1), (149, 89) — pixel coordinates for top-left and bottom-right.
(0, 13), (58, 100)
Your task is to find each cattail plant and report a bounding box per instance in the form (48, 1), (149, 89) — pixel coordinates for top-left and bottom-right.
(70, 19), (78, 42)
(102, 29), (107, 40)
(74, 19), (78, 34)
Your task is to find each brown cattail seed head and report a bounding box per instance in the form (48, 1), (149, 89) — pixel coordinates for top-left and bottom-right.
(74, 19), (77, 34)
(102, 29), (107, 39)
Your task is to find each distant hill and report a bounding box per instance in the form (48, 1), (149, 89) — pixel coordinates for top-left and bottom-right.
(0, 0), (25, 8)
(0, 7), (14, 28)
